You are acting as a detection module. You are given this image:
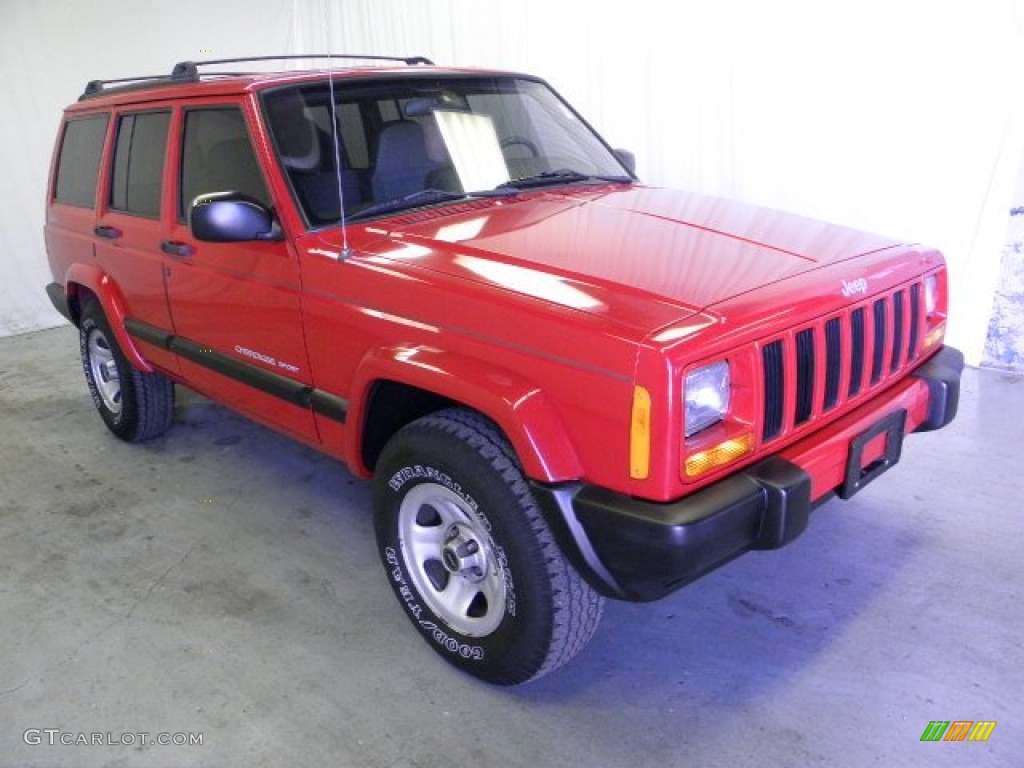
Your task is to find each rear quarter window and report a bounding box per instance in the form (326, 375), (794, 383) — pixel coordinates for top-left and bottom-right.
(54, 114), (109, 208)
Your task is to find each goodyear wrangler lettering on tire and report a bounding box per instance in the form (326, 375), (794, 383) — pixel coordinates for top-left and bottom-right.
(388, 465), (477, 511)
(418, 621), (485, 659)
(495, 546), (517, 618)
(384, 546), (425, 620)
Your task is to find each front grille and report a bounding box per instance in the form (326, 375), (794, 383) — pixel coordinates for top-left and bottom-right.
(760, 281), (924, 443)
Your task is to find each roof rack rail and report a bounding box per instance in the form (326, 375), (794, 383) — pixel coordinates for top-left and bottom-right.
(81, 73), (178, 100)
(80, 53), (434, 101)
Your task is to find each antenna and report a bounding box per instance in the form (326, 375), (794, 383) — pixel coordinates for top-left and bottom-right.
(324, 12), (352, 260)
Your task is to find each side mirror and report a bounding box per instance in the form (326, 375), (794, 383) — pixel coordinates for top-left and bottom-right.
(614, 149), (636, 176)
(190, 192), (282, 242)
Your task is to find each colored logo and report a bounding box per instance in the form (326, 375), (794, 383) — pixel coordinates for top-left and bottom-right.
(920, 720), (996, 742)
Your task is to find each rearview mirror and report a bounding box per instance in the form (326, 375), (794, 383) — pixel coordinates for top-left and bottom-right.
(190, 192), (282, 242)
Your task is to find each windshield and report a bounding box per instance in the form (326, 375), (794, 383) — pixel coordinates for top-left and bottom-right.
(261, 76), (631, 227)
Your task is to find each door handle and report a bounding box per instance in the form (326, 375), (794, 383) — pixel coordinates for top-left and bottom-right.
(160, 240), (195, 258)
(94, 225), (122, 239)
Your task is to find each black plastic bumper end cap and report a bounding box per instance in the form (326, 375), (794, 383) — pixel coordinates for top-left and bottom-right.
(912, 346), (965, 432)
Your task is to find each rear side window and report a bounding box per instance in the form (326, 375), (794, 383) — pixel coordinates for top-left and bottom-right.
(54, 114), (109, 208)
(180, 107), (269, 219)
(110, 111), (171, 218)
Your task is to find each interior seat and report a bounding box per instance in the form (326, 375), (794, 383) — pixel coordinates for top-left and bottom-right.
(370, 121), (437, 201)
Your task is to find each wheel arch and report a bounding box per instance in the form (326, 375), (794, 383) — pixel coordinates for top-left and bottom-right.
(62, 264), (152, 372)
(350, 345), (585, 484)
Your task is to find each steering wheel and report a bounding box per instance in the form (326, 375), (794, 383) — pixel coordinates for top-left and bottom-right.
(499, 135), (540, 157)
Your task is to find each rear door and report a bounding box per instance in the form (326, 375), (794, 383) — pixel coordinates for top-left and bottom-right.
(92, 107), (179, 372)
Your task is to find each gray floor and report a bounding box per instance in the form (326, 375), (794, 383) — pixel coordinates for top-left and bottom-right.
(0, 326), (1020, 768)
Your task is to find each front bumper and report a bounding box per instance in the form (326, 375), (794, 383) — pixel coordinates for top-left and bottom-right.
(532, 345), (964, 602)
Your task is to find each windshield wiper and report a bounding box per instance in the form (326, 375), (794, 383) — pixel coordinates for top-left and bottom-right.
(347, 188), (467, 221)
(497, 169), (633, 191)
(347, 187), (519, 222)
(345, 170), (628, 221)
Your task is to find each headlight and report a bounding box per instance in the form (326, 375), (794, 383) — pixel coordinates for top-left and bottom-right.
(684, 360), (730, 437)
(924, 274), (938, 317)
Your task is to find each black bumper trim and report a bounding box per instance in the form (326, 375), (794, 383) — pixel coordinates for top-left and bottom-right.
(533, 456), (812, 603)
(911, 346), (964, 431)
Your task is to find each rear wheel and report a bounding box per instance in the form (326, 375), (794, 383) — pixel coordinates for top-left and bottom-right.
(79, 300), (174, 442)
(373, 408), (604, 685)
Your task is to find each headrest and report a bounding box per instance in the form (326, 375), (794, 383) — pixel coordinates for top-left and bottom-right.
(267, 93), (321, 171)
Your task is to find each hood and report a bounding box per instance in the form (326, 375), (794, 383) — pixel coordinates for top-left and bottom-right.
(351, 185), (905, 333)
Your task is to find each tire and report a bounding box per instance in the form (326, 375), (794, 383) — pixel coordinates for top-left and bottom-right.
(372, 408), (604, 685)
(79, 300), (175, 442)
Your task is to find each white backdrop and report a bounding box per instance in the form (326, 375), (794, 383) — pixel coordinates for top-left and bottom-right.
(3, 0), (1022, 366)
(0, 0), (293, 335)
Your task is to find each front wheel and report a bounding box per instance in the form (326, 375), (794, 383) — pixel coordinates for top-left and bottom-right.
(372, 409), (604, 685)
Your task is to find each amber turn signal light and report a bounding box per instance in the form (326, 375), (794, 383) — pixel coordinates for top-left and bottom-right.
(684, 432), (754, 479)
(630, 386), (652, 480)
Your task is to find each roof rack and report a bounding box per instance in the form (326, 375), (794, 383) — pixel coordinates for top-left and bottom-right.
(80, 53), (435, 101)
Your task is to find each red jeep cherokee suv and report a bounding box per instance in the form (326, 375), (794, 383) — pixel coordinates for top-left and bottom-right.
(44, 55), (963, 684)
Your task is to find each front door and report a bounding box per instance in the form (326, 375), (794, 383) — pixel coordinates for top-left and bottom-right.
(162, 103), (317, 443)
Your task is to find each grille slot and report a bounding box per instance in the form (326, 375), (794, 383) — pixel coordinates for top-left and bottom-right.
(759, 280), (922, 443)
(794, 329), (815, 425)
(890, 290), (905, 372)
(762, 341), (784, 441)
(908, 283), (921, 361)
(871, 298), (887, 385)
(823, 318), (842, 411)
(848, 307), (866, 397)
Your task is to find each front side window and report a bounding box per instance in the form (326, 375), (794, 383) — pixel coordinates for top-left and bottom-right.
(110, 111), (170, 218)
(261, 77), (631, 228)
(54, 114), (109, 208)
(179, 107), (270, 220)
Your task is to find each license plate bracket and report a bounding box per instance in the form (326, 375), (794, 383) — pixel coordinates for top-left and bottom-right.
(838, 409), (907, 500)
